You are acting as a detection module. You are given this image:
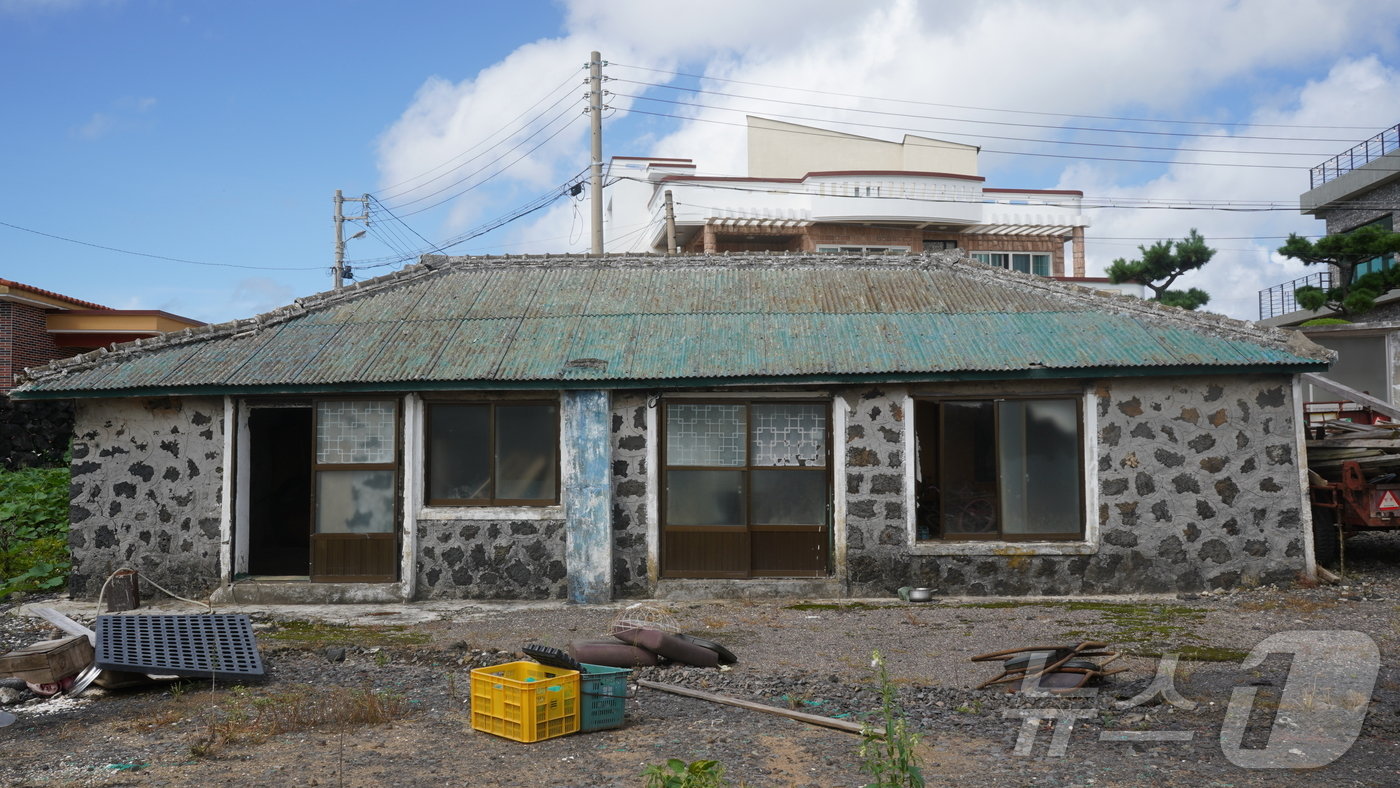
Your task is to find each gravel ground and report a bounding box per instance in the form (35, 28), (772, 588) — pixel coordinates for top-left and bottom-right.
(2, 537), (1399, 787)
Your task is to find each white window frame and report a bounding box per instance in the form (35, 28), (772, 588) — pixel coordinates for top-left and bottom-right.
(972, 251), (1051, 276)
(815, 245), (912, 255)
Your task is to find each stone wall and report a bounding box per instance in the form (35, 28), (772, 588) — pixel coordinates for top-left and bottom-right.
(610, 392), (651, 597)
(68, 397), (224, 599)
(0, 394), (72, 470)
(414, 518), (567, 599)
(885, 375), (1306, 596)
(842, 386), (913, 593)
(1319, 179), (1398, 234)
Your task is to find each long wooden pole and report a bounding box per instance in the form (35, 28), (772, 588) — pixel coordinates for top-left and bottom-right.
(637, 679), (879, 737)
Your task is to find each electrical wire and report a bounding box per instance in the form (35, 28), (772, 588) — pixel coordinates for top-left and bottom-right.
(351, 169), (590, 270)
(618, 107), (1323, 172)
(608, 61), (1388, 133)
(0, 219), (323, 271)
(610, 89), (1343, 158)
(377, 74), (586, 203)
(379, 106), (587, 216)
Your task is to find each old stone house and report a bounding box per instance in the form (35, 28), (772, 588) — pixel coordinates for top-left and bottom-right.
(11, 253), (1329, 604)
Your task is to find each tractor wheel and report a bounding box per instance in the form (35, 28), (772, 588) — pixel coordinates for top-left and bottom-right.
(1312, 507), (1342, 569)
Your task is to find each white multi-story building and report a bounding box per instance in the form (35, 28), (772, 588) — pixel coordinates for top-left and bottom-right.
(604, 116), (1095, 280)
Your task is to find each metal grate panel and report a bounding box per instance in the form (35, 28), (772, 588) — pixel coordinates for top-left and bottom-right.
(95, 614), (264, 679)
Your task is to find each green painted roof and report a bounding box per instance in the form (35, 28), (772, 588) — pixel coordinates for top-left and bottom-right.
(12, 253), (1329, 398)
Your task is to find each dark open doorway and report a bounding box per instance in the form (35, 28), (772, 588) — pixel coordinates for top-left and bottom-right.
(247, 407), (312, 576)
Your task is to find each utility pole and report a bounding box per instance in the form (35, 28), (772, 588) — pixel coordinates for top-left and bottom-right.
(589, 50), (604, 255)
(664, 189), (677, 254)
(333, 190), (369, 289)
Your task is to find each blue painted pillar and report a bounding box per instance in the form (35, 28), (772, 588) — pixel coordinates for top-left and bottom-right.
(564, 390), (613, 603)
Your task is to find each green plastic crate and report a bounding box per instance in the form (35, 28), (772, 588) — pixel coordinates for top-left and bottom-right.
(579, 663), (631, 732)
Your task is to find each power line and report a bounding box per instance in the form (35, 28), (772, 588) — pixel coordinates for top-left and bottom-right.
(610, 88), (1345, 159)
(352, 169), (590, 271)
(377, 73), (585, 203)
(379, 106), (586, 216)
(617, 108), (1324, 172)
(0, 219), (322, 271)
(608, 61), (1388, 134)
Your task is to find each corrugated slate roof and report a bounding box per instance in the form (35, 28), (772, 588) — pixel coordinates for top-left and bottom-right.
(12, 253), (1329, 397)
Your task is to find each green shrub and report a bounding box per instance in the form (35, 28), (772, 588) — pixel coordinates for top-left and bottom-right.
(641, 759), (730, 788)
(0, 466), (70, 599)
(859, 651), (925, 788)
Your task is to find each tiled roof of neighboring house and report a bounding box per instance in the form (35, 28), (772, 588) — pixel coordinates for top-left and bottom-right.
(0, 279), (111, 310)
(11, 252), (1330, 399)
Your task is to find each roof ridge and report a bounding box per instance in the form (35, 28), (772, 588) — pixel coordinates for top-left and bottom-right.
(15, 251), (1328, 389)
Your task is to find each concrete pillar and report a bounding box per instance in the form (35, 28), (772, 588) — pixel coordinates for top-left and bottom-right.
(1072, 226), (1086, 278)
(563, 389), (613, 603)
(703, 222), (717, 253)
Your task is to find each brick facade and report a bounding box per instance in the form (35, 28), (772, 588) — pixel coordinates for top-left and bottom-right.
(685, 222), (1069, 275)
(1, 301), (83, 393)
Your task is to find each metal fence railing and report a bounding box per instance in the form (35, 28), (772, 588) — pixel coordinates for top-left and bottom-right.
(1310, 124), (1400, 189)
(1258, 270), (1332, 320)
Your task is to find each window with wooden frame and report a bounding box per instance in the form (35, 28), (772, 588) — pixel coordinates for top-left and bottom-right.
(662, 401), (829, 530)
(425, 401), (559, 506)
(914, 397), (1083, 541)
(314, 399), (399, 535)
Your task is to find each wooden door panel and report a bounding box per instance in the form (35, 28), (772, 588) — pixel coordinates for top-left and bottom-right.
(661, 529), (749, 578)
(310, 533), (397, 582)
(750, 528), (827, 577)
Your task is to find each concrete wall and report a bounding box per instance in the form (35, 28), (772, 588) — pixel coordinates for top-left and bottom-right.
(875, 375), (1307, 596)
(414, 518), (567, 599)
(610, 392), (651, 598)
(68, 397), (224, 599)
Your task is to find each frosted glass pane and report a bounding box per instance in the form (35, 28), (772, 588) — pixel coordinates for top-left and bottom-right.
(667, 470), (744, 525)
(316, 400), (397, 464)
(999, 399), (1080, 535)
(750, 403), (826, 467)
(751, 470), (826, 525)
(666, 404), (745, 467)
(316, 470), (395, 533)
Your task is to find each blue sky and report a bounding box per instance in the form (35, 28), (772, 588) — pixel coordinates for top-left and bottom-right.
(4, 0), (1400, 324)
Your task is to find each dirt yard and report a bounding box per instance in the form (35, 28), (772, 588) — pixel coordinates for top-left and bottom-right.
(3, 539), (1399, 787)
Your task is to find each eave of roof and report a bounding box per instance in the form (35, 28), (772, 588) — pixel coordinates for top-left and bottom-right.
(10, 252), (1330, 400)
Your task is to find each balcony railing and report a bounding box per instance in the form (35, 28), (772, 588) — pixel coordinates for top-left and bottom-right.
(1258, 271), (1332, 320)
(1310, 124), (1400, 189)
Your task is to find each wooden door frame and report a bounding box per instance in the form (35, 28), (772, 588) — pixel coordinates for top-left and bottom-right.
(308, 396), (403, 583)
(659, 397), (832, 579)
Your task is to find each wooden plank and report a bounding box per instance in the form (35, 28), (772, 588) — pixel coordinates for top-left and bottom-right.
(637, 679), (877, 737)
(1302, 373), (1400, 421)
(1306, 439), (1400, 449)
(26, 606), (96, 646)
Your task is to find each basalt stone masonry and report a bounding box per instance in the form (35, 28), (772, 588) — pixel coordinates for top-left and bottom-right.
(842, 386), (912, 594)
(610, 392), (650, 598)
(68, 397), (224, 599)
(414, 518), (567, 599)
(0, 395), (72, 470)
(898, 375), (1306, 596)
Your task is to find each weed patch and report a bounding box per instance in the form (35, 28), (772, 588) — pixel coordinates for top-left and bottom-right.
(190, 684), (407, 757)
(263, 620), (431, 648)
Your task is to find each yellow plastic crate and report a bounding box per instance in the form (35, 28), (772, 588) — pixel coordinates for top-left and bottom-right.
(470, 661), (580, 743)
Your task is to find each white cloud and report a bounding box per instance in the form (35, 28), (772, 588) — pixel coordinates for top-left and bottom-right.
(70, 96), (157, 140)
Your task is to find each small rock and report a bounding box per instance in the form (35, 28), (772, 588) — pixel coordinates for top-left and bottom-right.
(0, 687), (27, 705)
(324, 646), (347, 662)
